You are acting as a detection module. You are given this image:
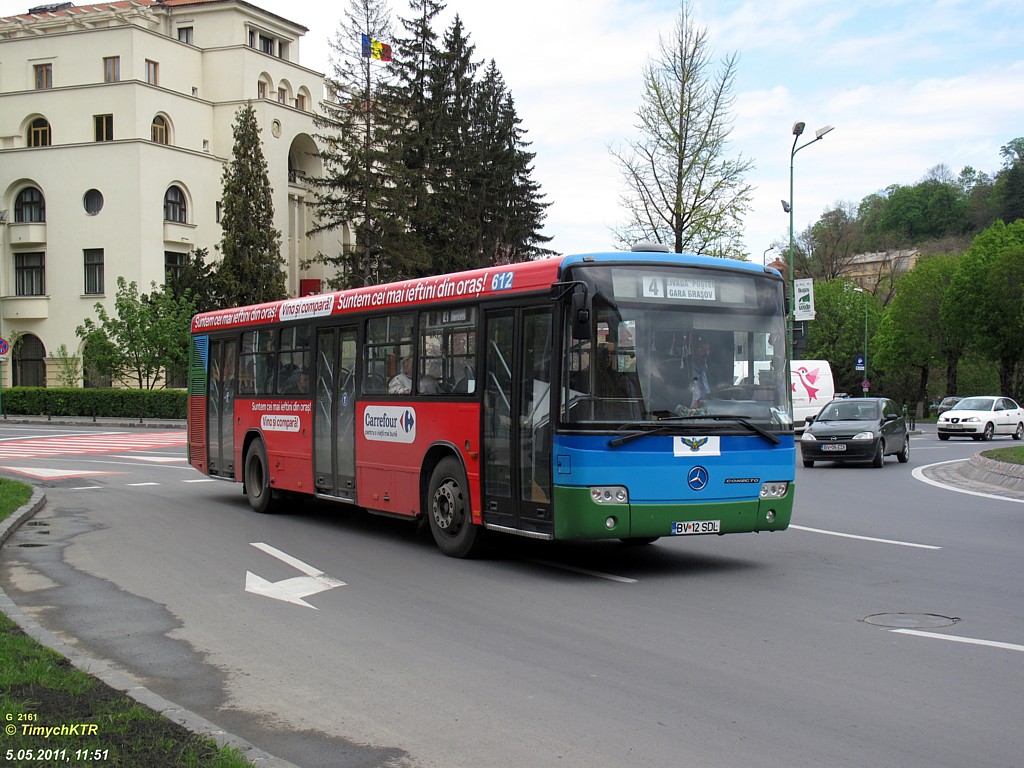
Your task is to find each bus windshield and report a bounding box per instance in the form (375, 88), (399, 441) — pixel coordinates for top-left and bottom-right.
(559, 263), (792, 431)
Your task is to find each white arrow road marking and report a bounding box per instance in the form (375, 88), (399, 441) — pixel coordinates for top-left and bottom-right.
(245, 542), (346, 609)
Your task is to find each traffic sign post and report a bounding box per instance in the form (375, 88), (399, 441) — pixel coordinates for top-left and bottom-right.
(0, 337), (7, 418)
(861, 378), (870, 395)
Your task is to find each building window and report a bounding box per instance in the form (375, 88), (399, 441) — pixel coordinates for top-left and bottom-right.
(178, 26), (193, 44)
(34, 63), (52, 90)
(84, 249), (104, 294)
(13, 333), (46, 387)
(94, 114), (114, 142)
(277, 87), (286, 103)
(259, 34), (274, 55)
(215, 201), (222, 223)
(146, 59), (159, 86)
(248, 30), (256, 48)
(165, 251), (186, 283)
(295, 93), (306, 111)
(257, 80), (267, 99)
(151, 115), (168, 144)
(28, 118), (51, 147)
(103, 56), (119, 83)
(164, 186), (187, 223)
(83, 189), (104, 215)
(15, 253), (45, 296)
(15, 187), (45, 223)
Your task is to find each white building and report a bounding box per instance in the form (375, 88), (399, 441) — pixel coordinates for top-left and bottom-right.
(0, 0), (341, 386)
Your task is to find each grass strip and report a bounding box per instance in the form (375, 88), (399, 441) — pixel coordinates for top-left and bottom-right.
(0, 478), (253, 767)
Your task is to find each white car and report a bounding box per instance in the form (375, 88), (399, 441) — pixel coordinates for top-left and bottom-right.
(936, 396), (1024, 441)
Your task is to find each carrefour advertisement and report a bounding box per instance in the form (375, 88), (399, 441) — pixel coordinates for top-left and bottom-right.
(363, 405), (417, 444)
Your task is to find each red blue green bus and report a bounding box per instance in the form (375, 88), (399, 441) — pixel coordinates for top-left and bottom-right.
(188, 245), (795, 557)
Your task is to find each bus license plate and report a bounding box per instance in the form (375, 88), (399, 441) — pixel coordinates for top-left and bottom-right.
(672, 520), (720, 535)
(820, 443), (846, 451)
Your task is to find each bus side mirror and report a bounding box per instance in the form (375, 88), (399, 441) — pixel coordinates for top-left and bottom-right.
(571, 291), (592, 340)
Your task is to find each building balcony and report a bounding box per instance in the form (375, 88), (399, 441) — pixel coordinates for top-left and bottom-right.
(163, 220), (196, 244)
(7, 223), (47, 245)
(2, 295), (49, 320)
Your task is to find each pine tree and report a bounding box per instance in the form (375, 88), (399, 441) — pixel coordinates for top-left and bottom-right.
(215, 103), (285, 305)
(309, 0), (424, 287)
(472, 61), (551, 264)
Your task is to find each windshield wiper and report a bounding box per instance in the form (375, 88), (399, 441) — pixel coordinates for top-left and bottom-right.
(708, 415), (781, 445)
(607, 414), (780, 447)
(608, 425), (675, 447)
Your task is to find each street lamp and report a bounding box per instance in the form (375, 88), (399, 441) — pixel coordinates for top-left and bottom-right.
(853, 285), (868, 396)
(787, 121), (834, 361)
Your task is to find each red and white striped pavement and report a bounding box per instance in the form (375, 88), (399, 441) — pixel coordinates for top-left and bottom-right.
(0, 431), (186, 460)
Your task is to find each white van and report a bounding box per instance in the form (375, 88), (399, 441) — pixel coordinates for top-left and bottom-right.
(791, 360), (835, 430)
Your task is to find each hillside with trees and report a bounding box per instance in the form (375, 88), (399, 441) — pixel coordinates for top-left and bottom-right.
(795, 137), (1024, 410)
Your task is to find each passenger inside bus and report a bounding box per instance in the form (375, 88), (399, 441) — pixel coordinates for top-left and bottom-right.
(389, 357), (413, 394)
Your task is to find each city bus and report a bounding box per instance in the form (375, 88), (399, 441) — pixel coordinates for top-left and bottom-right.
(187, 245), (795, 557)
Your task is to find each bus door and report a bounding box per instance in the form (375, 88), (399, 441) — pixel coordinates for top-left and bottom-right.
(314, 326), (358, 501)
(482, 307), (553, 535)
(206, 336), (236, 478)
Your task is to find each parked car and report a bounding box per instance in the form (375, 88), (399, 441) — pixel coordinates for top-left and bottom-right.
(800, 397), (910, 468)
(936, 396), (1024, 441)
(932, 396), (963, 416)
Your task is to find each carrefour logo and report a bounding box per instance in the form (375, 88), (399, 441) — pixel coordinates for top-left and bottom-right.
(363, 405), (416, 443)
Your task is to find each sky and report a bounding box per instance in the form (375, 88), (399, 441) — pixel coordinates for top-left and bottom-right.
(4, 0), (1023, 262)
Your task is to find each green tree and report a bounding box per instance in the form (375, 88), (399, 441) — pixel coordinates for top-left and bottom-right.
(166, 246), (216, 315)
(993, 140), (1024, 224)
(215, 103), (285, 305)
(873, 254), (960, 410)
(76, 278), (197, 389)
(609, 0), (753, 257)
(946, 219), (1024, 399)
(468, 60), (552, 264)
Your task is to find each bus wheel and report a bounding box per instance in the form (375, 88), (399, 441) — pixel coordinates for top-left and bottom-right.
(244, 440), (279, 514)
(427, 457), (482, 558)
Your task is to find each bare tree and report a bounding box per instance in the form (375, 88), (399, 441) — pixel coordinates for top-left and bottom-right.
(609, 0), (753, 258)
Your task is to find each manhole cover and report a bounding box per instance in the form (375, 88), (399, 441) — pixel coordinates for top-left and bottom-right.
(863, 613), (960, 629)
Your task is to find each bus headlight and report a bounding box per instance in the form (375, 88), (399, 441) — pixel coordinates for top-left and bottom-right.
(590, 486), (628, 504)
(760, 482), (788, 499)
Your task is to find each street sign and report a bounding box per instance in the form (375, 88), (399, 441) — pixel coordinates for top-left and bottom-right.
(0, 337), (8, 362)
(855, 354), (865, 372)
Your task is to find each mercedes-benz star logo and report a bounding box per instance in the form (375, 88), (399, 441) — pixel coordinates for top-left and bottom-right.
(688, 466), (709, 491)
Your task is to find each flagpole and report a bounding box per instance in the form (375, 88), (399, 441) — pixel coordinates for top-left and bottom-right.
(363, 35), (372, 285)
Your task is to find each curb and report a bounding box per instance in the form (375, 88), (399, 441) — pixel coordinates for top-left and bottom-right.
(1, 415), (186, 429)
(0, 489), (299, 768)
(961, 453), (1024, 491)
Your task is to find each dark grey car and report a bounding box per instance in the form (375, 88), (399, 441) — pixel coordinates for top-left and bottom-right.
(800, 397), (910, 468)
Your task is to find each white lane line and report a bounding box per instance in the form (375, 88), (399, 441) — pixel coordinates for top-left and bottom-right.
(890, 628), (1024, 653)
(126, 482), (160, 487)
(790, 524), (941, 550)
(913, 460), (1024, 504)
(184, 478), (218, 483)
(529, 559), (638, 583)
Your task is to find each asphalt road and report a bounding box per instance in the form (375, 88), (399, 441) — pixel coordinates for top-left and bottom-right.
(1, 423), (1022, 768)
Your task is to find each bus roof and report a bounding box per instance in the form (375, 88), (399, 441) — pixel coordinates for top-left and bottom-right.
(191, 251), (777, 333)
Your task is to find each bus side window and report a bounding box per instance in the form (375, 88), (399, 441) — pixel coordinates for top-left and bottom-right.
(364, 313), (415, 395)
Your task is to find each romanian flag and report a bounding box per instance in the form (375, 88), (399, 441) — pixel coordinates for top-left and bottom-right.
(361, 34), (392, 62)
